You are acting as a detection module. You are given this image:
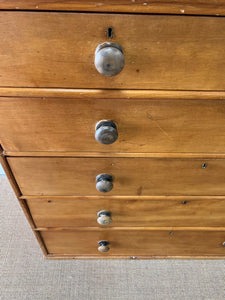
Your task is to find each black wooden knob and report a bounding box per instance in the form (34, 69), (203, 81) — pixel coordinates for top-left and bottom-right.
(95, 120), (118, 145)
(96, 174), (113, 193)
(98, 241), (110, 252)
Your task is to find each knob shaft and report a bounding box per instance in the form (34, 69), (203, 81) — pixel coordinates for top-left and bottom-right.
(95, 42), (125, 77)
(96, 174), (113, 193)
(95, 120), (118, 145)
(98, 241), (110, 253)
(97, 210), (112, 225)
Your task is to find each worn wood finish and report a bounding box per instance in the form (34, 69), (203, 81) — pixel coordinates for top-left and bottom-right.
(20, 195), (225, 200)
(1, 13), (225, 90)
(2, 97), (225, 153)
(1, 88), (225, 100)
(7, 152), (225, 158)
(0, 147), (21, 198)
(27, 197), (225, 228)
(41, 229), (225, 256)
(0, 149), (48, 256)
(37, 227), (225, 231)
(1, 5), (225, 260)
(7, 157), (225, 196)
(46, 254), (225, 259)
(0, 0), (225, 16)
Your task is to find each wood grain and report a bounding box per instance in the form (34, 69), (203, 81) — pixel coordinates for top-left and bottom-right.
(41, 229), (225, 256)
(0, 149), (48, 256)
(1, 6), (225, 260)
(1, 88), (225, 99)
(37, 227), (225, 231)
(6, 152), (225, 159)
(0, 0), (225, 16)
(7, 157), (225, 196)
(27, 197), (225, 228)
(20, 195), (225, 200)
(45, 254), (225, 259)
(0, 147), (21, 198)
(2, 97), (225, 153)
(1, 13), (225, 90)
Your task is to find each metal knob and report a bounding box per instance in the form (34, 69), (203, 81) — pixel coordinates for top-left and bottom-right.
(95, 42), (125, 76)
(98, 241), (110, 253)
(95, 120), (118, 145)
(96, 174), (113, 193)
(97, 210), (112, 225)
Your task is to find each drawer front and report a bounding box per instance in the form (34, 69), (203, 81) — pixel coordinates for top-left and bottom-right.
(8, 157), (225, 196)
(1, 12), (225, 90)
(28, 198), (225, 228)
(41, 229), (225, 256)
(2, 98), (225, 153)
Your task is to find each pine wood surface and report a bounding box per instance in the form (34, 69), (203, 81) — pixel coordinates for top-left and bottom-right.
(27, 197), (225, 228)
(45, 254), (225, 259)
(0, 0), (225, 16)
(1, 13), (225, 90)
(1, 88), (225, 99)
(41, 229), (225, 256)
(7, 157), (225, 196)
(1, 6), (225, 259)
(6, 152), (225, 158)
(2, 97), (225, 153)
(0, 151), (48, 256)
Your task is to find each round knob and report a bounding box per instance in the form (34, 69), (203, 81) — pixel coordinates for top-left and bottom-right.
(95, 120), (118, 145)
(96, 174), (113, 193)
(95, 42), (125, 77)
(97, 210), (112, 225)
(98, 241), (110, 253)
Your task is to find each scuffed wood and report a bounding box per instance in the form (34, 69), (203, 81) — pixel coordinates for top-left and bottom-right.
(26, 197), (225, 227)
(41, 229), (225, 256)
(1, 88), (225, 99)
(1, 13), (225, 90)
(0, 0), (225, 16)
(7, 157), (225, 196)
(0, 147), (48, 256)
(2, 98), (225, 153)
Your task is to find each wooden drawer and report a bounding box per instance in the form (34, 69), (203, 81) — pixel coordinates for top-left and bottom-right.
(27, 197), (225, 228)
(2, 97), (225, 153)
(41, 229), (225, 257)
(8, 157), (225, 196)
(1, 12), (225, 90)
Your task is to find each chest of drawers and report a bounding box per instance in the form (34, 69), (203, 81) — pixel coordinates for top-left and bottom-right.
(0, 0), (225, 259)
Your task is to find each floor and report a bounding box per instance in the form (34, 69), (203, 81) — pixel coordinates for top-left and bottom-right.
(0, 176), (225, 300)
